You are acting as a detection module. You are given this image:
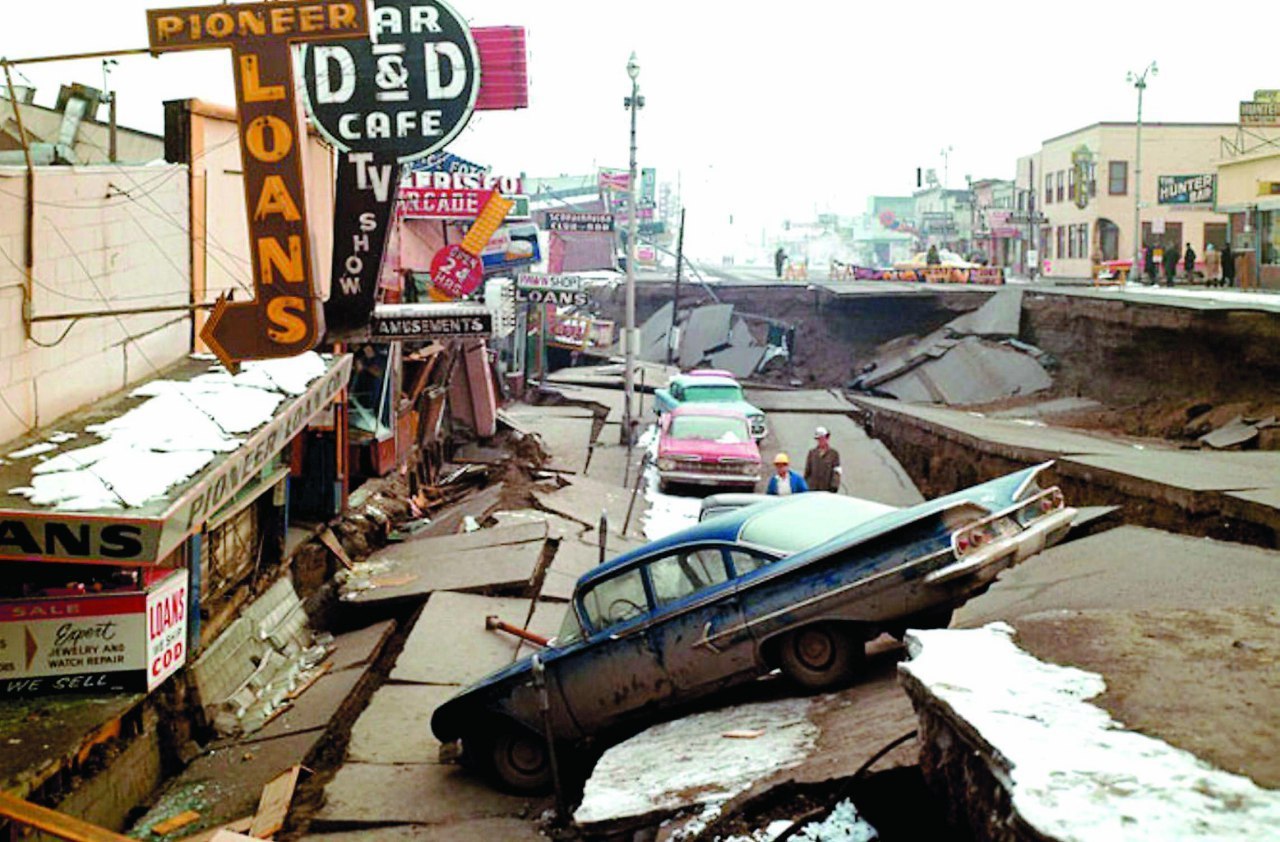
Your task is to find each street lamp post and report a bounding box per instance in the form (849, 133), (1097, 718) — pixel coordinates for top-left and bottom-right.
(622, 52), (643, 446)
(1127, 62), (1157, 281)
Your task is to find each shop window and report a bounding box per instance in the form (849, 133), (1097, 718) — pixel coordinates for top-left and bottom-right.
(1109, 161), (1128, 195)
(349, 343), (402, 440)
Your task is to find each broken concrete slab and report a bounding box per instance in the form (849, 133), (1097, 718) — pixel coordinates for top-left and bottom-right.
(302, 818), (547, 842)
(540, 535), (607, 601)
(1199, 415), (1277, 450)
(987, 396), (1105, 419)
(1063, 450), (1280, 494)
(574, 696), (818, 835)
(745, 389), (856, 414)
(533, 474), (640, 536)
(877, 337), (1052, 406)
(956, 526), (1280, 629)
(541, 384), (631, 425)
(347, 684), (459, 764)
(638, 301), (675, 363)
(390, 592), (557, 686)
(400, 520), (549, 553)
(314, 763), (537, 828)
(764, 413), (924, 506)
(527, 416), (596, 474)
(0, 694), (144, 797)
(414, 484), (506, 539)
(546, 361), (677, 391)
(340, 539), (549, 607)
(239, 667), (366, 746)
(326, 620), (397, 673)
(706, 341), (767, 380)
(945, 288), (1023, 337)
(491, 508), (584, 541)
(679, 303), (735, 368)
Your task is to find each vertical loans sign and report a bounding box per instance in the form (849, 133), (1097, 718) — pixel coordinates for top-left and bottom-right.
(301, 0), (482, 338)
(146, 1), (370, 370)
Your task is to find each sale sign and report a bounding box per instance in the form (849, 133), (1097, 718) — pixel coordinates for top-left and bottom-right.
(0, 569), (189, 697)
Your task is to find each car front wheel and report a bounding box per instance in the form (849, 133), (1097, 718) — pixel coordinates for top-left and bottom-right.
(490, 726), (554, 794)
(778, 623), (864, 690)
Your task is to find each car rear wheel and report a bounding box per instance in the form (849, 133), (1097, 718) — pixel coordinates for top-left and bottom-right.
(778, 623), (863, 690)
(490, 726), (554, 794)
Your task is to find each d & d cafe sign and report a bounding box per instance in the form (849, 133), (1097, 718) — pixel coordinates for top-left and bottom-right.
(146, 1), (371, 370)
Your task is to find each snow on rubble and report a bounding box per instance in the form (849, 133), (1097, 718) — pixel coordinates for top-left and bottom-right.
(8, 353), (329, 511)
(574, 696), (819, 833)
(901, 623), (1280, 841)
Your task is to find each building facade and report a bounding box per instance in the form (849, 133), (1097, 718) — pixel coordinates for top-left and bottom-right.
(1215, 143), (1280, 288)
(1019, 122), (1236, 279)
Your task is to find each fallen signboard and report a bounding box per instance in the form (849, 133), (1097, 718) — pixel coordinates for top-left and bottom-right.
(369, 304), (494, 341)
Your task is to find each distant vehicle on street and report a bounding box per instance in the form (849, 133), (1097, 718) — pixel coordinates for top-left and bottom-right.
(654, 371), (767, 440)
(432, 464), (1076, 793)
(656, 405), (762, 493)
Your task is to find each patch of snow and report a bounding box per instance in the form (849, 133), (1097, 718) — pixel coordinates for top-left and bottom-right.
(574, 696), (819, 827)
(791, 800), (878, 841)
(638, 425), (702, 541)
(7, 442), (57, 459)
(901, 624), (1280, 841)
(718, 819), (796, 842)
(9, 353), (328, 511)
(48, 432), (77, 444)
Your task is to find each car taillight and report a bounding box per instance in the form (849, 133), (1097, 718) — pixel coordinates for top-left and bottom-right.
(954, 517), (1017, 556)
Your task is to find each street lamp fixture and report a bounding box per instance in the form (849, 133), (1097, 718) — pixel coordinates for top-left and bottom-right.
(1127, 61), (1157, 281)
(621, 53), (644, 448)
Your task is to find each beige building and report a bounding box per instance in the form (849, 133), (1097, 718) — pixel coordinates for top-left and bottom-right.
(1215, 144), (1280, 288)
(1017, 122), (1238, 280)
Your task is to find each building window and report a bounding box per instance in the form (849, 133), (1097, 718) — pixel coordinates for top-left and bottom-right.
(1057, 226), (1065, 259)
(1056, 172), (1065, 203)
(1089, 163), (1098, 197)
(1040, 226), (1051, 259)
(1068, 168), (1077, 202)
(1109, 161), (1128, 195)
(1045, 173), (1053, 205)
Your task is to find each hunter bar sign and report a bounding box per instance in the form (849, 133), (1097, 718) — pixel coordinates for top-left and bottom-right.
(1158, 174), (1216, 206)
(369, 304), (494, 341)
(146, 1), (370, 370)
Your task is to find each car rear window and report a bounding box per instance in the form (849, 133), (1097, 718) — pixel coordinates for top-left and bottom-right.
(685, 385), (743, 402)
(739, 495), (900, 554)
(669, 415), (749, 443)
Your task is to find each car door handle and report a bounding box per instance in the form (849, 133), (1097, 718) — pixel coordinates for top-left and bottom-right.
(698, 621), (722, 653)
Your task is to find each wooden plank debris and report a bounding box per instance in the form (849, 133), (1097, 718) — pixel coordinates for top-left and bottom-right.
(0, 790), (136, 842)
(151, 810), (201, 835)
(319, 528), (356, 570)
(248, 765), (302, 839)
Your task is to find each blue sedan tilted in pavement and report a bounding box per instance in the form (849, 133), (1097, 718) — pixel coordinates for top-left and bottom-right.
(431, 463), (1076, 792)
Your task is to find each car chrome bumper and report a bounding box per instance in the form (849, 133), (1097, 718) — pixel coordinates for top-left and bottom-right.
(660, 470), (761, 487)
(924, 507), (1077, 585)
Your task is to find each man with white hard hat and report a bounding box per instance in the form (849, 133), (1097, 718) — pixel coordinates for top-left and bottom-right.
(804, 426), (842, 493)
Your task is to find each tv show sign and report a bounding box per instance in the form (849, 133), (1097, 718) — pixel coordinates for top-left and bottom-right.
(146, 0), (370, 370)
(0, 570), (188, 697)
(547, 211), (614, 233)
(1157, 174), (1216, 206)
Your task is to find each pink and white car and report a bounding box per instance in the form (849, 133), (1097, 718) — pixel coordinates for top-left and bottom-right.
(656, 405), (762, 493)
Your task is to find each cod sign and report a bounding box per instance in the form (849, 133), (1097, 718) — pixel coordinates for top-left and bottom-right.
(146, 1), (370, 371)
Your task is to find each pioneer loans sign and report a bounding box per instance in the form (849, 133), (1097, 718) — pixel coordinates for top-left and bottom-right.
(0, 569), (188, 697)
(146, 1), (370, 369)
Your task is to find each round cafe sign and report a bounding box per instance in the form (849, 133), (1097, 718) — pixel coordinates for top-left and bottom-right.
(300, 0), (480, 162)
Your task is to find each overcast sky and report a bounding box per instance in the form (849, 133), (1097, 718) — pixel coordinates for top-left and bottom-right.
(4, 1), (1274, 258)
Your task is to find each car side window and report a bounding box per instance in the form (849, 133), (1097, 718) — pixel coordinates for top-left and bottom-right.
(671, 383), (684, 401)
(581, 569), (649, 632)
(727, 549), (774, 577)
(648, 548), (731, 607)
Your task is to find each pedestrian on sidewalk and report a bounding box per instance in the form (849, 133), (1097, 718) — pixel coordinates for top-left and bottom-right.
(1163, 246), (1178, 286)
(804, 426), (842, 493)
(1222, 242), (1236, 287)
(1183, 242), (1197, 283)
(775, 247), (787, 279)
(1144, 247), (1157, 283)
(766, 453), (808, 496)
(1205, 244), (1221, 286)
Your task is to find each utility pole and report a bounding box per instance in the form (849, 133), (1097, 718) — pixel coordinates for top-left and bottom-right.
(667, 207), (685, 365)
(103, 59), (118, 163)
(622, 52), (643, 446)
(1127, 62), (1157, 281)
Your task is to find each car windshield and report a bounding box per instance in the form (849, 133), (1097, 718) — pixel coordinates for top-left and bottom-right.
(669, 415), (749, 444)
(739, 494), (900, 554)
(685, 384), (743, 402)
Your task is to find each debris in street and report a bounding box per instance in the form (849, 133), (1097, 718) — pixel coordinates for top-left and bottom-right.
(787, 799), (879, 842)
(151, 809), (201, 835)
(574, 697), (819, 835)
(899, 623), (1280, 841)
(722, 729), (767, 740)
(319, 527), (356, 570)
(485, 615), (550, 647)
(1199, 414), (1278, 450)
(248, 765), (302, 840)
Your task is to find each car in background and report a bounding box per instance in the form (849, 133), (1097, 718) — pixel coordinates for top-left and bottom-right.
(656, 406), (761, 493)
(431, 463), (1076, 793)
(654, 371), (767, 440)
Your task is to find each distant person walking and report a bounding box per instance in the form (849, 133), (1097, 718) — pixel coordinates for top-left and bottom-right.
(1222, 243), (1236, 288)
(1205, 244), (1221, 286)
(766, 453), (808, 496)
(804, 426), (842, 493)
(1183, 243), (1197, 283)
(926, 244), (941, 266)
(1144, 247), (1157, 283)
(1162, 245), (1178, 287)
(775, 247), (787, 279)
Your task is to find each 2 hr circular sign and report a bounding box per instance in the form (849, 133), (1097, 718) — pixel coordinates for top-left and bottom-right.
(300, 0), (480, 162)
(429, 245), (484, 299)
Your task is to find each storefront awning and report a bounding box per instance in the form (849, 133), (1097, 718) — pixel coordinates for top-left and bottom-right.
(0, 353), (352, 566)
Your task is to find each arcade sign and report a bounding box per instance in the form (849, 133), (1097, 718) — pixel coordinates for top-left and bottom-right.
(146, 0), (370, 371)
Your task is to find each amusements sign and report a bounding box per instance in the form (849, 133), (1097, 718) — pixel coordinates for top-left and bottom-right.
(0, 570), (188, 697)
(369, 304), (493, 341)
(1158, 174), (1216, 206)
(146, 0), (370, 370)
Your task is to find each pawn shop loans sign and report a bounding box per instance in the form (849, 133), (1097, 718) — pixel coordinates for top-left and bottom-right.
(146, 1), (370, 370)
